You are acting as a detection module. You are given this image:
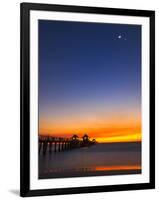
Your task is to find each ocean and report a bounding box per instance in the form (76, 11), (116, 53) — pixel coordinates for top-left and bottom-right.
(39, 142), (141, 179)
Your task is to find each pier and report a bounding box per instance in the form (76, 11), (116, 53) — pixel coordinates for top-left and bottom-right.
(39, 134), (97, 155)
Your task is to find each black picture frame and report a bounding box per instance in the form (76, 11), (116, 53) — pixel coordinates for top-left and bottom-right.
(20, 2), (155, 197)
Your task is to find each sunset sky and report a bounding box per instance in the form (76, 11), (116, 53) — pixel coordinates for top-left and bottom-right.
(38, 20), (141, 143)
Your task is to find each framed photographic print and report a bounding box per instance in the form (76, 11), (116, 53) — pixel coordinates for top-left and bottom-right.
(20, 2), (155, 197)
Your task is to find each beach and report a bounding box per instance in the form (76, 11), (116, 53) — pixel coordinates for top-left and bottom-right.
(39, 142), (141, 179)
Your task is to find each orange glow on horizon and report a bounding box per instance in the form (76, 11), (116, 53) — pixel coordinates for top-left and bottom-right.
(39, 127), (142, 142)
(39, 109), (141, 143)
(39, 130), (141, 143)
(95, 132), (141, 143)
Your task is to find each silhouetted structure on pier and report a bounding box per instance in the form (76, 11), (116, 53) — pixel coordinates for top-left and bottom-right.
(39, 134), (97, 155)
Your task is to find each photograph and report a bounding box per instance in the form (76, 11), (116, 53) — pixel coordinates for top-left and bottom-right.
(38, 20), (142, 179)
(20, 3), (155, 196)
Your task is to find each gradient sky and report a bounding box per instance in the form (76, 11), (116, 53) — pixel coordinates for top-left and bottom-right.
(38, 20), (141, 143)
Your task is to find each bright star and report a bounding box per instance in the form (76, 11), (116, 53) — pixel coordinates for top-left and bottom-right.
(118, 35), (122, 39)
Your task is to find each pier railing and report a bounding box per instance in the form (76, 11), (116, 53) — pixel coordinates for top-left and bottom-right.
(39, 135), (97, 155)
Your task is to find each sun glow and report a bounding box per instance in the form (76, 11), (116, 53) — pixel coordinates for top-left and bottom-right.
(39, 107), (141, 143)
(39, 125), (141, 143)
(95, 132), (141, 143)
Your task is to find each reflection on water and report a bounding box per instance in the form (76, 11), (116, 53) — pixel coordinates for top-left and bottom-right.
(95, 165), (141, 171)
(39, 142), (141, 179)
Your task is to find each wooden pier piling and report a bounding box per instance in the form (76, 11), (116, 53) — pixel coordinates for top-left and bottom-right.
(38, 134), (97, 155)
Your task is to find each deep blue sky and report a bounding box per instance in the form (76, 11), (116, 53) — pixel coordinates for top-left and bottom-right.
(38, 20), (141, 136)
